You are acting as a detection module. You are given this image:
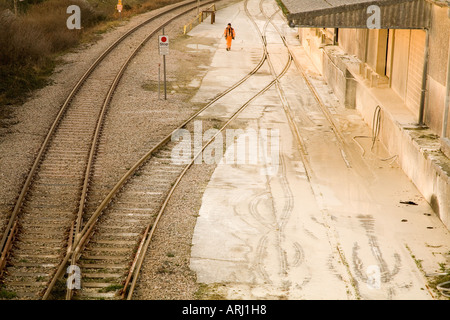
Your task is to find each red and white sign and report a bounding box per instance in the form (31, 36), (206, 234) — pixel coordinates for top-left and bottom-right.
(159, 35), (169, 55)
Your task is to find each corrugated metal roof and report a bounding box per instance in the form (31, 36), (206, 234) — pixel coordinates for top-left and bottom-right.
(426, 0), (449, 7)
(282, 0), (432, 29)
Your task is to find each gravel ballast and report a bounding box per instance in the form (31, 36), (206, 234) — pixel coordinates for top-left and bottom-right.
(0, 0), (240, 300)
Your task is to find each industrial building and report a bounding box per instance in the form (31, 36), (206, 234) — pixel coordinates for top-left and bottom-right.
(281, 0), (450, 229)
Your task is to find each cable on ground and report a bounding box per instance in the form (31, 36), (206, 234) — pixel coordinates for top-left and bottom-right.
(352, 105), (398, 165)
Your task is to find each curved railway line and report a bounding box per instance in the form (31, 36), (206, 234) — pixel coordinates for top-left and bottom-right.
(256, 0), (360, 298)
(0, 0), (362, 300)
(0, 0), (217, 300)
(41, 0), (294, 300)
(53, 6), (279, 301)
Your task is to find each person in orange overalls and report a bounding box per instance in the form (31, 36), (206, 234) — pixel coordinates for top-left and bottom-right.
(224, 23), (235, 51)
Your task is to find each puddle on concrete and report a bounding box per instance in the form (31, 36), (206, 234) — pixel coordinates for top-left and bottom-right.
(186, 44), (216, 52)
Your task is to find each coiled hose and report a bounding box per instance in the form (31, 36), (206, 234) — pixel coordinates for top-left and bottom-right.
(437, 280), (450, 298)
(353, 105), (398, 164)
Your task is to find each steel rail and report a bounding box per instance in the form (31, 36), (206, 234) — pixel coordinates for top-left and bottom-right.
(258, 0), (361, 299)
(259, 0), (354, 173)
(41, 0), (218, 300)
(0, 0), (208, 276)
(38, 0), (264, 300)
(53, 0), (272, 299)
(74, 9), (267, 256)
(124, 28), (293, 301)
(259, 0), (351, 169)
(122, 0), (290, 299)
(120, 41), (270, 300)
(66, 0), (218, 300)
(73, 22), (269, 301)
(62, 45), (268, 299)
(262, 34), (312, 180)
(48, 0), (284, 300)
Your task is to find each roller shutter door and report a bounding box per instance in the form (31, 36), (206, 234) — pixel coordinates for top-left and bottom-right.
(390, 30), (426, 116)
(405, 30), (426, 115)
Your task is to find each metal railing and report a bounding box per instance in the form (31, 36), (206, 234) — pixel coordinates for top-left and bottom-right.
(183, 3), (216, 34)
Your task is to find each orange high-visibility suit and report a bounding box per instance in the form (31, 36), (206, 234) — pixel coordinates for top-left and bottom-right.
(224, 25), (236, 51)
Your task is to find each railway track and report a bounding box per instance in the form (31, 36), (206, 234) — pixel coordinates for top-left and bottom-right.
(0, 0), (217, 300)
(255, 0), (361, 298)
(38, 0), (297, 300)
(118, 0), (296, 300)
(0, 0), (359, 301)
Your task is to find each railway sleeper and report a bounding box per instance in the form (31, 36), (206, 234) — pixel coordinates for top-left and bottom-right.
(11, 248), (63, 258)
(82, 240), (136, 249)
(3, 281), (48, 288)
(2, 288), (42, 299)
(16, 228), (68, 236)
(52, 127), (96, 133)
(17, 215), (74, 223)
(82, 282), (120, 289)
(88, 232), (144, 241)
(90, 239), (136, 246)
(4, 270), (50, 278)
(94, 219), (152, 227)
(4, 267), (52, 280)
(99, 211), (154, 219)
(9, 255), (62, 266)
(74, 233), (140, 242)
(21, 204), (77, 213)
(103, 205), (159, 212)
(85, 217), (142, 225)
(78, 263), (127, 270)
(17, 236), (64, 243)
(146, 173), (183, 180)
(19, 223), (70, 231)
(85, 247), (131, 254)
(81, 255), (128, 261)
(26, 181), (80, 189)
(11, 253), (60, 260)
(36, 166), (87, 175)
(35, 173), (86, 180)
(9, 262), (58, 268)
(101, 198), (162, 206)
(75, 290), (117, 300)
(24, 188), (80, 198)
(81, 272), (122, 279)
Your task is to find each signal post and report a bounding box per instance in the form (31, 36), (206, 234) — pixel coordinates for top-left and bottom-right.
(159, 30), (169, 100)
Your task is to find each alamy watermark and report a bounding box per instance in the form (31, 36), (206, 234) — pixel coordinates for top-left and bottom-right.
(66, 5), (81, 30)
(366, 265), (381, 290)
(171, 121), (280, 176)
(367, 5), (381, 29)
(66, 265), (81, 290)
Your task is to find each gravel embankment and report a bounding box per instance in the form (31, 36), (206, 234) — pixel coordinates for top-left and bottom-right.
(0, 0), (239, 300)
(0, 2), (196, 233)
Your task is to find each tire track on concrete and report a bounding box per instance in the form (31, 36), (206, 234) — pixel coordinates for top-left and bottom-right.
(257, 0), (360, 299)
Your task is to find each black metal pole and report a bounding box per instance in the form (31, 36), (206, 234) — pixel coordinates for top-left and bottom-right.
(162, 28), (167, 100)
(158, 63), (161, 100)
(164, 55), (167, 100)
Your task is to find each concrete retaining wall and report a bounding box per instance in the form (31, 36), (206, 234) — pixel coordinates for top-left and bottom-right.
(355, 81), (450, 229)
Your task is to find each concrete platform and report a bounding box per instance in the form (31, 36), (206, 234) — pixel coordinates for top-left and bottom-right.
(187, 0), (450, 300)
